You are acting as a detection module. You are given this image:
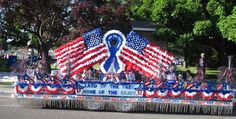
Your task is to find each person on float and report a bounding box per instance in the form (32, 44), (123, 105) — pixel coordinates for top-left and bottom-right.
(118, 71), (126, 82)
(86, 68), (93, 80)
(182, 70), (193, 87)
(196, 53), (206, 81)
(165, 63), (177, 85)
(114, 73), (120, 83)
(97, 70), (104, 81)
(128, 70), (136, 82)
(124, 70), (129, 82)
(177, 73), (184, 82)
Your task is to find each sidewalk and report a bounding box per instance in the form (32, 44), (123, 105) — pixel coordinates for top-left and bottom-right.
(0, 84), (13, 94)
(0, 72), (17, 82)
(0, 72), (15, 95)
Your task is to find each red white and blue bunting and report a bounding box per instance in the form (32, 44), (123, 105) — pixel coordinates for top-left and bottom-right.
(28, 84), (44, 94)
(14, 80), (234, 102)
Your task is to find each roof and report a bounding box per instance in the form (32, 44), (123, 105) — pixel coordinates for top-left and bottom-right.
(131, 21), (157, 32)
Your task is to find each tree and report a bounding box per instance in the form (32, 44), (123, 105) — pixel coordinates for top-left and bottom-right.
(0, 0), (132, 72)
(130, 0), (204, 67)
(130, 0), (236, 67)
(1, 0), (73, 72)
(218, 6), (236, 43)
(70, 0), (131, 35)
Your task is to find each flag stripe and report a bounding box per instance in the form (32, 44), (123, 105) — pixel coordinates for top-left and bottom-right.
(55, 41), (84, 60)
(60, 44), (108, 76)
(119, 31), (174, 80)
(55, 37), (83, 56)
(119, 55), (157, 79)
(121, 47), (160, 73)
(69, 44), (107, 69)
(55, 37), (85, 68)
(54, 28), (108, 77)
(147, 43), (174, 63)
(70, 54), (108, 77)
(120, 47), (160, 79)
(143, 45), (172, 71)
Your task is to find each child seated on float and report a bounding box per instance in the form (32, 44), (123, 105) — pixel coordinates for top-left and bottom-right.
(96, 70), (104, 81)
(165, 63), (177, 81)
(128, 71), (136, 82)
(164, 63), (177, 86)
(102, 73), (120, 82)
(177, 74), (184, 82)
(183, 70), (193, 84)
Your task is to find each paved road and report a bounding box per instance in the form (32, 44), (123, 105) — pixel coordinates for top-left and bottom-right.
(0, 95), (235, 119)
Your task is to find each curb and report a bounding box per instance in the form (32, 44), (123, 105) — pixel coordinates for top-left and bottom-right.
(0, 91), (13, 95)
(0, 91), (13, 94)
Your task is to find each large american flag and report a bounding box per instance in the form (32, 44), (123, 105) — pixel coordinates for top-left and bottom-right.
(54, 28), (108, 77)
(119, 31), (174, 79)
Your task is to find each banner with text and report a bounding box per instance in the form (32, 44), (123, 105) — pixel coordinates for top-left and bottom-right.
(76, 81), (143, 97)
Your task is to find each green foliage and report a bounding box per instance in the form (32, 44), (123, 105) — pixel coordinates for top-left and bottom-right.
(130, 0), (154, 20)
(206, 0), (226, 20)
(151, 0), (175, 25)
(233, 6), (236, 14)
(130, 0), (236, 67)
(155, 27), (176, 42)
(218, 12), (236, 42)
(193, 20), (212, 36)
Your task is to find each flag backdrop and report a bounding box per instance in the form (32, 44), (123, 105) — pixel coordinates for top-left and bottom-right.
(119, 31), (174, 79)
(54, 28), (174, 79)
(54, 28), (108, 77)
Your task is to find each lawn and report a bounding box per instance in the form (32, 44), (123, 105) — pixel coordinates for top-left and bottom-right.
(0, 82), (13, 85)
(0, 59), (11, 72)
(177, 66), (219, 79)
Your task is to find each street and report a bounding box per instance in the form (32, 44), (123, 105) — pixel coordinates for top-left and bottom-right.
(0, 95), (235, 119)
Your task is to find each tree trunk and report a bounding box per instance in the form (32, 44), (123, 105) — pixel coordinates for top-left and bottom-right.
(39, 45), (51, 73)
(216, 39), (228, 66)
(184, 53), (188, 68)
(184, 45), (189, 68)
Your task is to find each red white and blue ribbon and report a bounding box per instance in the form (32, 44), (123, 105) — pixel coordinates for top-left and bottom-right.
(156, 83), (168, 98)
(217, 92), (233, 101)
(145, 89), (156, 98)
(45, 84), (60, 94)
(61, 81), (75, 95)
(156, 89), (168, 98)
(200, 83), (214, 100)
(216, 84), (233, 101)
(28, 84), (44, 94)
(169, 82), (183, 98)
(184, 84), (198, 99)
(16, 83), (29, 94)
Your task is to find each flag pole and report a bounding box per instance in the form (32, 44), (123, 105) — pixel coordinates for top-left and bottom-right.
(67, 53), (71, 79)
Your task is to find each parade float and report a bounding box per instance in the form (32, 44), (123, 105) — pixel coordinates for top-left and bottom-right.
(13, 28), (235, 115)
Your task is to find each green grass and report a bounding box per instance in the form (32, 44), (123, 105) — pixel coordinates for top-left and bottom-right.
(0, 59), (11, 72)
(50, 64), (59, 70)
(0, 66), (11, 72)
(50, 63), (101, 70)
(0, 82), (13, 85)
(177, 66), (219, 79)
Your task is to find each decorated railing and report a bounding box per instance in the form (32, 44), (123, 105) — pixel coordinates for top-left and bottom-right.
(14, 74), (234, 101)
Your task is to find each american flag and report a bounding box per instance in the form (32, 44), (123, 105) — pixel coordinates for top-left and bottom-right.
(119, 31), (174, 79)
(54, 28), (108, 77)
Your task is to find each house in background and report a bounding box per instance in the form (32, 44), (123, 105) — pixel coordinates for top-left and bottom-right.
(131, 21), (167, 50)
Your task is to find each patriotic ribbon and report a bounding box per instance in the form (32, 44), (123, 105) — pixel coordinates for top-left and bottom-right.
(100, 30), (126, 74)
